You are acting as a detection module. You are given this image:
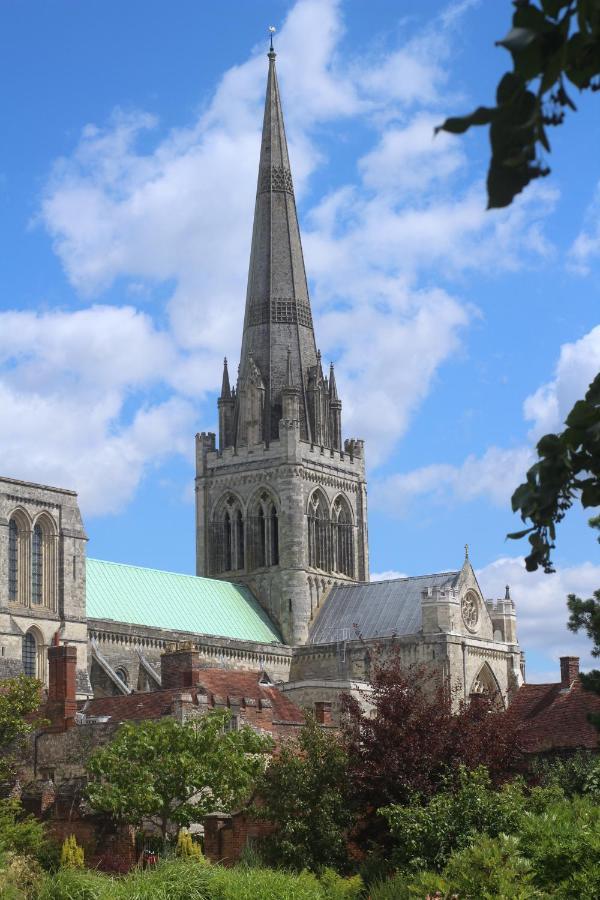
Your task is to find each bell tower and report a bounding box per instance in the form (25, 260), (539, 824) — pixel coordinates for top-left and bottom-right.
(195, 43), (369, 645)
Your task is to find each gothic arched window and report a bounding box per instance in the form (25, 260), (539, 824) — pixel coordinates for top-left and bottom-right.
(247, 491), (279, 569)
(235, 509), (245, 570)
(308, 490), (330, 571)
(209, 495), (245, 575)
(32, 524), (43, 605)
(224, 512), (233, 571)
(8, 518), (18, 602)
(332, 495), (354, 577)
(270, 503), (279, 566)
(22, 631), (38, 678)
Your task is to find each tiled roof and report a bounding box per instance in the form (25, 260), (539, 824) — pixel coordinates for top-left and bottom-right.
(308, 571), (459, 644)
(86, 559), (282, 645)
(510, 678), (600, 752)
(78, 669), (304, 726)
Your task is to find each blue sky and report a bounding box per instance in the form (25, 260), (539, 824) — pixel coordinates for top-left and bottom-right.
(2, 0), (600, 681)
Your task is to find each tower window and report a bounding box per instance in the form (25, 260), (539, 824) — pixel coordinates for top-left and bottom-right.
(308, 491), (331, 572)
(270, 505), (279, 566)
(224, 512), (232, 571)
(236, 509), (245, 570)
(332, 496), (354, 577)
(22, 631), (37, 678)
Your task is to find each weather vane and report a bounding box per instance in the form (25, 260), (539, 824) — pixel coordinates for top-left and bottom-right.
(269, 25), (276, 52)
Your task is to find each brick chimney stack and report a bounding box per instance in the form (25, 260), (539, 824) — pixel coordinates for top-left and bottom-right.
(47, 641), (77, 731)
(560, 656), (580, 688)
(161, 642), (202, 689)
(314, 701), (333, 725)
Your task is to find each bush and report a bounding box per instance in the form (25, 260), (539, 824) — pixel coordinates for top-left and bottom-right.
(531, 751), (600, 798)
(0, 799), (49, 862)
(380, 766), (529, 872)
(60, 834), (85, 869)
(175, 829), (204, 862)
(114, 858), (210, 900)
(0, 851), (44, 899)
(318, 867), (364, 899)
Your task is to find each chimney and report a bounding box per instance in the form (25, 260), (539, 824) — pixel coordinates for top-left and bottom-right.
(314, 701), (332, 725)
(161, 642), (201, 689)
(560, 656), (579, 688)
(47, 642), (77, 731)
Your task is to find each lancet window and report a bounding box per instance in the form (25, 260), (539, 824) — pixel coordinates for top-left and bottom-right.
(7, 509), (57, 609)
(332, 495), (354, 577)
(209, 495), (245, 575)
(248, 492), (279, 569)
(22, 630), (38, 678)
(308, 490), (331, 572)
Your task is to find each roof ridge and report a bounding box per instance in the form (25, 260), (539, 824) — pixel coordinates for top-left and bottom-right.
(87, 557), (247, 589)
(363, 570), (460, 586)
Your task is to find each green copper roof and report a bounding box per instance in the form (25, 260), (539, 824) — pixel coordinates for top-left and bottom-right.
(85, 559), (282, 644)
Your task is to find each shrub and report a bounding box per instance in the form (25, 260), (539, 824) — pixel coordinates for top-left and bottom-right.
(0, 799), (49, 862)
(0, 851), (45, 899)
(521, 795), (600, 898)
(318, 867), (364, 899)
(175, 829), (204, 862)
(60, 834), (85, 869)
(531, 751), (600, 798)
(380, 766), (529, 872)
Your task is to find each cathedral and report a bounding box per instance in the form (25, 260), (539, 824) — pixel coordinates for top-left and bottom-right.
(0, 47), (524, 718)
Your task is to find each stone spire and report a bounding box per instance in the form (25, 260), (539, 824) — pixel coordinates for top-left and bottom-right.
(235, 45), (319, 445)
(220, 357), (231, 400)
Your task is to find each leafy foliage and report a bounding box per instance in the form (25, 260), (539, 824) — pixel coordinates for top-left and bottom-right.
(86, 713), (272, 838)
(381, 766), (533, 873)
(341, 654), (522, 845)
(437, 0), (600, 208)
(373, 792), (600, 899)
(254, 713), (351, 873)
(0, 798), (52, 866)
(531, 749), (600, 797)
(0, 674), (44, 790)
(509, 373), (600, 573)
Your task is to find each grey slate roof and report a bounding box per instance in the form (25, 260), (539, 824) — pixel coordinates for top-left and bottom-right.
(308, 571), (460, 645)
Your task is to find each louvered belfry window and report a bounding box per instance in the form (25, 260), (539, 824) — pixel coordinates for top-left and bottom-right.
(32, 524), (43, 604)
(8, 518), (18, 601)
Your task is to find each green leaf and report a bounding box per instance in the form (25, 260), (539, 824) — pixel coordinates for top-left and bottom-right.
(435, 106), (496, 136)
(497, 27), (538, 54)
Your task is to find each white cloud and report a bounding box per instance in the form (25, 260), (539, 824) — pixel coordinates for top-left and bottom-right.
(567, 180), (600, 275)
(372, 445), (534, 516)
(371, 570), (407, 581)
(2, 0), (558, 516)
(524, 324), (600, 439)
(476, 556), (600, 679)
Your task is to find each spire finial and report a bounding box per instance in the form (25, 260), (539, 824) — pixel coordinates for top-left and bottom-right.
(268, 25), (276, 55)
(505, 584), (511, 600)
(464, 543), (469, 561)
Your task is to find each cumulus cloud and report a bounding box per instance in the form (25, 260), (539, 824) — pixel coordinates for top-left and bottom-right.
(372, 445), (534, 516)
(476, 556), (600, 679)
(567, 180), (600, 275)
(524, 324), (600, 439)
(2, 0), (557, 516)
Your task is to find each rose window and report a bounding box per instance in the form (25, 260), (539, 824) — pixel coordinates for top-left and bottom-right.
(461, 592), (479, 632)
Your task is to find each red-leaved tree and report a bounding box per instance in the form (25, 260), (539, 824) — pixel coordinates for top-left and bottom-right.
(341, 651), (523, 848)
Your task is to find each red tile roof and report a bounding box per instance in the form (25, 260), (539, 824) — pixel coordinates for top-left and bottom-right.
(510, 677), (600, 752)
(78, 669), (304, 727)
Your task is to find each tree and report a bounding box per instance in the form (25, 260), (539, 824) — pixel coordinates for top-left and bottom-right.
(254, 713), (351, 873)
(437, 1), (600, 209)
(0, 674), (44, 791)
(341, 653), (523, 850)
(86, 712), (272, 839)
